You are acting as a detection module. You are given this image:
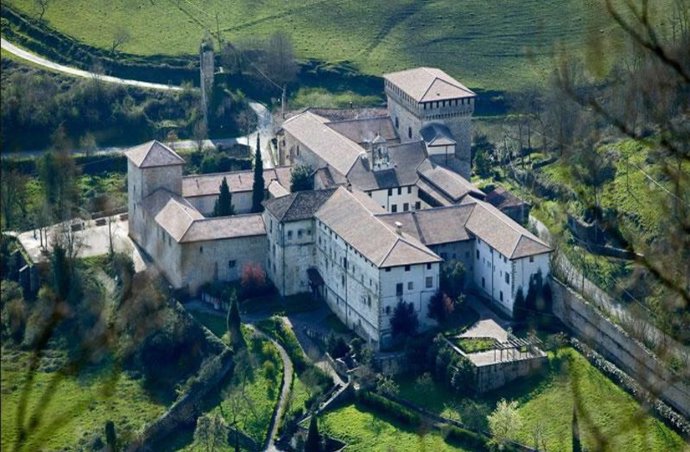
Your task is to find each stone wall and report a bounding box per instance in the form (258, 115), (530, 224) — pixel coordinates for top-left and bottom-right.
(473, 354), (547, 393)
(551, 278), (690, 419)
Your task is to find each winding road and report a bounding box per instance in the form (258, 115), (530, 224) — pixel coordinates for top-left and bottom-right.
(0, 38), (275, 168)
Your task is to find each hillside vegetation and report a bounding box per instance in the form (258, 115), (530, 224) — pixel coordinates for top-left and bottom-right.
(3, 0), (653, 90)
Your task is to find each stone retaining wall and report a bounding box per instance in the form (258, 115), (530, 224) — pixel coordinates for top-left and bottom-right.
(551, 278), (690, 419)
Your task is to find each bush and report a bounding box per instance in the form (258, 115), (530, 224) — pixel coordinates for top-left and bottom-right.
(240, 263), (269, 299)
(445, 426), (490, 451)
(327, 335), (349, 359)
(356, 391), (421, 426)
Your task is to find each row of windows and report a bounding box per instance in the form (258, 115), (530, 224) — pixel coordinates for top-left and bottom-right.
(384, 263), (432, 273)
(387, 186), (413, 196)
(421, 98), (472, 109)
(287, 228), (312, 240)
(390, 202), (420, 213)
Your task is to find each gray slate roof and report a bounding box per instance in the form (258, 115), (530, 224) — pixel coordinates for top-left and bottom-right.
(125, 140), (185, 168)
(485, 186), (529, 210)
(346, 141), (427, 191)
(384, 67), (476, 103)
(181, 214), (266, 243)
(182, 167), (292, 198)
(420, 123), (456, 146)
(263, 189), (337, 223)
(326, 117), (398, 145)
(315, 187), (440, 268)
(377, 204), (475, 246)
(418, 166), (485, 203)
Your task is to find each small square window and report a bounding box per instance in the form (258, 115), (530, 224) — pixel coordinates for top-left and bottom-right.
(529, 256), (534, 263)
(385, 267), (391, 272)
(228, 260), (236, 268)
(426, 263), (431, 270)
(404, 265), (411, 271)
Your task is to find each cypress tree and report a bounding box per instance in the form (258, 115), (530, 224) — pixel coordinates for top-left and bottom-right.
(105, 420), (117, 452)
(227, 291), (245, 349)
(305, 416), (321, 452)
(251, 134), (265, 213)
(213, 177), (235, 217)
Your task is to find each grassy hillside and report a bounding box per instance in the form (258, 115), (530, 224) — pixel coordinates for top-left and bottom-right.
(4, 0), (642, 91)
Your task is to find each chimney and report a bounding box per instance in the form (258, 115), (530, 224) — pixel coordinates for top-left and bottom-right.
(395, 221), (403, 235)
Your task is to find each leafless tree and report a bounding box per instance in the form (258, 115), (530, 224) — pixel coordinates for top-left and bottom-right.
(110, 27), (131, 55)
(34, 0), (49, 21)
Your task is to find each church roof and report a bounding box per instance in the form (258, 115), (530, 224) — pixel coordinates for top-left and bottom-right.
(125, 140), (185, 168)
(315, 187), (440, 268)
(384, 67), (476, 103)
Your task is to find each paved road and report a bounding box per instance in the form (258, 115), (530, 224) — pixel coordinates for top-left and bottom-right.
(0, 38), (275, 168)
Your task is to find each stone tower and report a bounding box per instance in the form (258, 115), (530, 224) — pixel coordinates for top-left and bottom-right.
(199, 38), (215, 129)
(124, 140), (186, 243)
(384, 67), (476, 179)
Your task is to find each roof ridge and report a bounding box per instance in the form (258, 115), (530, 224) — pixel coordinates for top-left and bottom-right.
(473, 200), (545, 256)
(411, 211), (425, 243)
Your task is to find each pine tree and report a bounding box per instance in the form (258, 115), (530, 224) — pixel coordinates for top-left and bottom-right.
(305, 416), (321, 452)
(213, 177), (235, 217)
(251, 134), (265, 213)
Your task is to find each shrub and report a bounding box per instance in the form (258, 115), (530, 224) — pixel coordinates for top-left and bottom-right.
(445, 426), (490, 451)
(390, 301), (418, 338)
(240, 263), (268, 298)
(263, 360), (277, 382)
(356, 391), (421, 426)
(327, 335), (349, 359)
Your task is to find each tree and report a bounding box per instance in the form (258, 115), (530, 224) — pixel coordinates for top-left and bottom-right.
(487, 399), (522, 449)
(40, 126), (80, 219)
(111, 26), (131, 55)
(262, 31), (298, 86)
(513, 287), (526, 322)
(473, 134), (494, 178)
(213, 177), (235, 217)
(390, 301), (418, 338)
(427, 291), (455, 325)
(34, 0), (49, 20)
(0, 170), (28, 230)
(440, 259), (466, 298)
(572, 405), (582, 452)
(194, 412), (227, 452)
(305, 416), (321, 452)
(193, 121), (208, 153)
(240, 262), (267, 298)
(290, 164), (314, 192)
(227, 292), (245, 350)
(104, 420), (117, 452)
(79, 132), (97, 158)
(251, 134), (265, 213)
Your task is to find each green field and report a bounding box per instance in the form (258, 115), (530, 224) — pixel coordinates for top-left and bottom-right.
(4, 0), (653, 91)
(1, 349), (166, 451)
(320, 403), (471, 452)
(396, 348), (688, 452)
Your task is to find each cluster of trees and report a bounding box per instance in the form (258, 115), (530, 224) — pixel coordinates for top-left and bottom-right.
(512, 270), (553, 323)
(0, 59), (202, 151)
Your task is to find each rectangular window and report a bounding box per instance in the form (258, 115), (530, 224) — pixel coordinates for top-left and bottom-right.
(199, 246), (203, 254)
(403, 203), (409, 212)
(415, 201), (421, 210)
(482, 277), (485, 288)
(404, 265), (411, 272)
(391, 204), (398, 213)
(426, 276), (433, 288)
(529, 256), (534, 263)
(298, 230), (303, 238)
(287, 230), (293, 240)
(505, 273), (510, 284)
(500, 291), (504, 301)
(397, 187), (402, 195)
(476, 250), (480, 259)
(408, 282), (414, 290)
(385, 267), (391, 272)
(426, 263), (432, 270)
(388, 188), (393, 196)
(228, 260), (236, 268)
(407, 186), (412, 194)
(396, 283), (403, 296)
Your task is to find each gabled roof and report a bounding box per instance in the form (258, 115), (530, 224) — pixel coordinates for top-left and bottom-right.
(418, 166), (485, 203)
(315, 187), (440, 268)
(464, 199), (551, 259)
(281, 111), (365, 176)
(263, 189), (337, 223)
(485, 186), (529, 210)
(420, 123), (456, 146)
(377, 204), (475, 246)
(141, 189), (203, 242)
(125, 140), (185, 168)
(182, 167), (292, 198)
(326, 117), (398, 145)
(384, 67), (476, 103)
(180, 214), (266, 243)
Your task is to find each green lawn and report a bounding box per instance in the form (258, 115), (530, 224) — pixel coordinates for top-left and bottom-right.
(395, 348), (688, 452)
(320, 403), (471, 452)
(5, 0), (668, 91)
(1, 349), (166, 451)
(454, 337), (497, 354)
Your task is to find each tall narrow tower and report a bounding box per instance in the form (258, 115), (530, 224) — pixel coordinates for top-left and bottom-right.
(384, 67), (476, 179)
(199, 37), (215, 130)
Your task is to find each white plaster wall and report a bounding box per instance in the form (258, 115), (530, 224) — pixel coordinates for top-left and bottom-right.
(368, 185), (423, 212)
(512, 253), (550, 299)
(473, 238), (514, 314)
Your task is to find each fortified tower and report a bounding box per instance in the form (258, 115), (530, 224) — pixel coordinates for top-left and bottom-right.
(124, 140), (185, 243)
(384, 67), (476, 179)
